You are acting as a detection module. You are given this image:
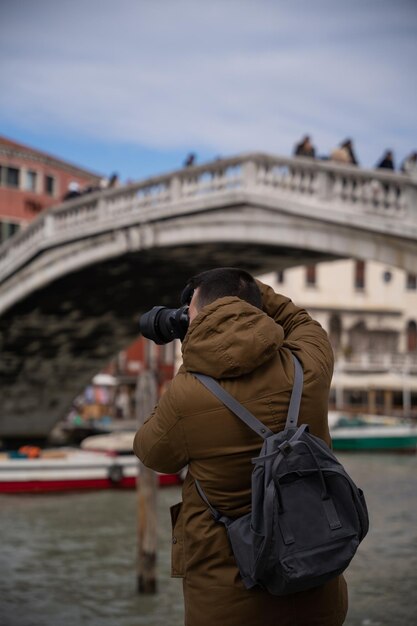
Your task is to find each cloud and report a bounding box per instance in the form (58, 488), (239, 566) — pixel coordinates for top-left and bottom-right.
(1, 0), (416, 166)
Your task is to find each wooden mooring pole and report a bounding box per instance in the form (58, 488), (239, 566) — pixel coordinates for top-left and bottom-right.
(135, 367), (158, 593)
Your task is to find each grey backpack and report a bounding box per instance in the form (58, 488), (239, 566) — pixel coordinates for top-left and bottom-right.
(193, 354), (369, 595)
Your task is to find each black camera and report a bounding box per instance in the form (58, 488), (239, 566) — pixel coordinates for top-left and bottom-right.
(139, 305), (189, 344)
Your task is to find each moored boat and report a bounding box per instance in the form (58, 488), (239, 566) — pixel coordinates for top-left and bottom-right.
(329, 413), (417, 452)
(0, 446), (181, 494)
(80, 430), (136, 454)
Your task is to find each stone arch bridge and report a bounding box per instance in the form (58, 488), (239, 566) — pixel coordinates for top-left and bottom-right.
(1, 152), (416, 441)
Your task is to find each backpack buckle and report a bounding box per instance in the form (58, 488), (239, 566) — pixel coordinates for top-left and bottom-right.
(278, 441), (293, 456)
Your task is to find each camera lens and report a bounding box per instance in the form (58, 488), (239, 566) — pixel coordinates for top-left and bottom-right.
(139, 306), (189, 344)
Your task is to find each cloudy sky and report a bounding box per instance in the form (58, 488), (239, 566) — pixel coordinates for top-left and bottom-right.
(1, 0), (416, 180)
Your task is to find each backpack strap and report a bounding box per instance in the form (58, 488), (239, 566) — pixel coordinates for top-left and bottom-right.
(194, 480), (232, 526)
(285, 354), (303, 429)
(192, 373), (273, 439)
(192, 354), (304, 522)
(193, 353), (303, 438)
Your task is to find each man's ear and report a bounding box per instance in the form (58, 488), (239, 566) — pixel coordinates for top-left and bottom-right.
(181, 284), (194, 306)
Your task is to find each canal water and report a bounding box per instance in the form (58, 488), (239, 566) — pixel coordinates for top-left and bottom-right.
(1, 454), (416, 626)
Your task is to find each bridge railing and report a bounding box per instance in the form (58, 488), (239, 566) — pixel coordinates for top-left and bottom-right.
(337, 352), (417, 373)
(0, 153), (416, 284)
(254, 157), (410, 217)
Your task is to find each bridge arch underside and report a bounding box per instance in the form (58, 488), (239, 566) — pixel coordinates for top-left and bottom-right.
(1, 204), (415, 442)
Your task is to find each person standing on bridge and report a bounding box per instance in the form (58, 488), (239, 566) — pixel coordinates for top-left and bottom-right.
(376, 150), (395, 170)
(293, 134), (316, 158)
(330, 139), (359, 166)
(134, 268), (347, 626)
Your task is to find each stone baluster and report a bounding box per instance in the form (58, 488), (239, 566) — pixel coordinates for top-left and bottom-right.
(305, 170), (314, 194)
(360, 179), (372, 206)
(183, 172), (199, 197)
(304, 170), (313, 194)
(332, 175), (344, 201)
(212, 168), (226, 191)
(278, 164), (286, 187)
(97, 193), (109, 222)
(170, 176), (182, 203)
(44, 213), (55, 240)
(242, 160), (257, 190)
(386, 185), (399, 213)
(291, 169), (302, 191)
(274, 165), (284, 188)
(401, 183), (417, 218)
(343, 178), (355, 201)
(264, 164), (275, 187)
(352, 178), (363, 203)
(256, 164), (267, 186)
(315, 170), (332, 200)
(267, 164), (276, 187)
(211, 166), (225, 191)
(298, 169), (306, 192)
(306, 171), (315, 194)
(281, 166), (291, 190)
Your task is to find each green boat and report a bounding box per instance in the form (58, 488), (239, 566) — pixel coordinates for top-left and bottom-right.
(329, 414), (417, 452)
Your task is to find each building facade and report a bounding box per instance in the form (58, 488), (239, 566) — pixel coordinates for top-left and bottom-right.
(262, 260), (417, 419)
(0, 135), (101, 243)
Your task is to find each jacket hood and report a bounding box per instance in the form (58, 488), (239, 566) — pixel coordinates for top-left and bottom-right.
(181, 296), (284, 378)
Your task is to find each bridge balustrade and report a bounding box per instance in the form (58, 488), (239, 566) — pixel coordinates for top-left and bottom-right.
(338, 352), (417, 373)
(0, 153), (416, 285)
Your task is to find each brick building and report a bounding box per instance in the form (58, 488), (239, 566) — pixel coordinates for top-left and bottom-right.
(0, 135), (101, 243)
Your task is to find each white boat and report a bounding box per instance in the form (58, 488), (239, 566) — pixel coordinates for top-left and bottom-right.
(0, 445), (181, 494)
(81, 430), (136, 454)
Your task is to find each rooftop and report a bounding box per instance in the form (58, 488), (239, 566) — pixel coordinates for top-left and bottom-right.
(0, 134), (101, 180)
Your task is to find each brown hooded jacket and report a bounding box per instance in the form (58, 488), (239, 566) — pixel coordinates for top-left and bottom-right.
(134, 279), (348, 626)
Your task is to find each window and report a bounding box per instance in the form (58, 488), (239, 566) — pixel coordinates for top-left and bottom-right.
(25, 170), (37, 192)
(354, 260), (365, 290)
(329, 314), (342, 352)
(0, 220), (19, 244)
(382, 270), (392, 284)
(392, 391), (403, 409)
(407, 321), (417, 352)
(305, 264), (316, 286)
(349, 320), (368, 353)
(346, 390), (368, 407)
(375, 390), (385, 408)
(25, 199), (43, 213)
(6, 167), (20, 188)
(45, 175), (55, 196)
(406, 273), (417, 290)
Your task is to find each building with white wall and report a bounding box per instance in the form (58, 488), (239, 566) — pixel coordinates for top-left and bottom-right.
(261, 260), (417, 418)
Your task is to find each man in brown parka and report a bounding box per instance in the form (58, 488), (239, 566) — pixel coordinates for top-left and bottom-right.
(134, 268), (348, 626)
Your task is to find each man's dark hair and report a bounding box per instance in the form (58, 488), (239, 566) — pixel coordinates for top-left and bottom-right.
(181, 267), (262, 311)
